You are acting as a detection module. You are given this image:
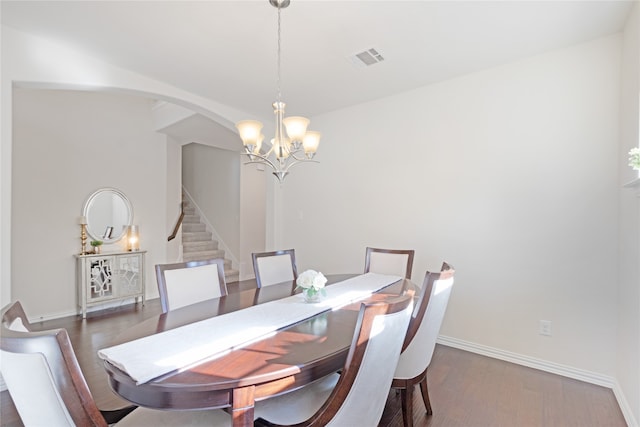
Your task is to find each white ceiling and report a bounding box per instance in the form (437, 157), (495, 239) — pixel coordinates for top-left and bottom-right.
(2, 0), (635, 123)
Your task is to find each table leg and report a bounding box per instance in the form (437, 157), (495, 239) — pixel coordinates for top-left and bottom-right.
(231, 385), (256, 427)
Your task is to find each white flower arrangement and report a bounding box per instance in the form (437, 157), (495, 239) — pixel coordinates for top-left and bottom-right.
(296, 270), (327, 300)
(629, 147), (640, 171)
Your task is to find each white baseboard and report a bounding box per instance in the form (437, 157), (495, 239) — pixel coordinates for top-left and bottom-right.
(611, 381), (638, 427)
(24, 297), (159, 324)
(437, 335), (637, 427)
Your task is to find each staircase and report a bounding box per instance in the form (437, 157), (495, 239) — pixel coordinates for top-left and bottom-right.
(181, 200), (239, 283)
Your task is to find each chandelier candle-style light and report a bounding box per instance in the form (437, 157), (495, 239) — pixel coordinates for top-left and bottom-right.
(236, 0), (321, 182)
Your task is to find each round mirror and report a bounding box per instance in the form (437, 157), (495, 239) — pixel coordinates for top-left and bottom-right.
(82, 188), (133, 244)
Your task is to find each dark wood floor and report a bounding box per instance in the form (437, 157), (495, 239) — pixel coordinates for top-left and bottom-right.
(1, 295), (627, 427)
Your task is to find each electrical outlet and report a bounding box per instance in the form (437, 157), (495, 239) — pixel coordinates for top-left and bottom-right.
(539, 320), (552, 336)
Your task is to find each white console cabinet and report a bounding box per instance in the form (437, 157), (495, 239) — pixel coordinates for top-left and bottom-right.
(75, 251), (146, 318)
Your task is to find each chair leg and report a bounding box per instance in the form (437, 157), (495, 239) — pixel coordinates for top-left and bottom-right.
(419, 376), (432, 415)
(400, 384), (414, 427)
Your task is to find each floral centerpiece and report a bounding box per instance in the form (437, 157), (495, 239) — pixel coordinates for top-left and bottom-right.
(296, 270), (327, 303)
(629, 147), (640, 171)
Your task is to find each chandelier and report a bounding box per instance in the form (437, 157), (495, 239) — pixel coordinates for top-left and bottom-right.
(235, 0), (321, 183)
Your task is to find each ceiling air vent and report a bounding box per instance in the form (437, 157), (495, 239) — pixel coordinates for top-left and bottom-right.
(350, 48), (385, 68)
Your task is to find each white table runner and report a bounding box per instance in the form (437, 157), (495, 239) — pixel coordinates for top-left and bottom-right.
(98, 273), (401, 384)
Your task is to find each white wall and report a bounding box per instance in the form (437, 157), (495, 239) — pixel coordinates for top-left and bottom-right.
(239, 164), (267, 280)
(281, 36), (621, 380)
(11, 89), (171, 318)
(617, 3), (640, 424)
(182, 143), (240, 256)
(0, 25), (262, 308)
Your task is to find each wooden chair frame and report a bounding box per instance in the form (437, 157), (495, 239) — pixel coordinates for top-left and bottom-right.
(255, 293), (413, 427)
(155, 258), (227, 313)
(0, 301), (136, 427)
(392, 262), (455, 427)
(364, 247), (415, 279)
(251, 249), (298, 288)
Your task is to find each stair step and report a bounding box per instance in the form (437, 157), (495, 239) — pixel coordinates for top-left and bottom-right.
(225, 269), (240, 283)
(183, 214), (201, 224)
(183, 222), (205, 233)
(183, 240), (219, 252)
(182, 231), (212, 242)
(182, 194), (236, 283)
(182, 249), (225, 262)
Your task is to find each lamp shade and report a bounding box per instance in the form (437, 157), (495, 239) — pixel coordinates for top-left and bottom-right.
(254, 134), (265, 154)
(283, 116), (310, 142)
(236, 120), (263, 146)
(302, 131), (321, 154)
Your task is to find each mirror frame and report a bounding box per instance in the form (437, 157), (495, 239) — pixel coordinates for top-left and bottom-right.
(82, 188), (133, 244)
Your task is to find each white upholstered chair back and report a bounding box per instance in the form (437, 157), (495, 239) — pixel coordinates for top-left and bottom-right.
(328, 296), (413, 426)
(394, 269), (455, 380)
(1, 302), (105, 426)
(252, 249), (297, 288)
(1, 348), (76, 426)
(364, 247), (415, 279)
(155, 258), (227, 312)
(253, 295), (413, 427)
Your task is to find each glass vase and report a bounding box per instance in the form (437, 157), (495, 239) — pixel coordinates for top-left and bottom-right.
(302, 289), (321, 303)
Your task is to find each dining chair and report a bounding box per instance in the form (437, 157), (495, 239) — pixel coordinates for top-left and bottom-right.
(253, 293), (414, 427)
(0, 301), (231, 427)
(364, 246), (415, 279)
(392, 262), (456, 427)
(252, 249), (298, 288)
(155, 258), (227, 312)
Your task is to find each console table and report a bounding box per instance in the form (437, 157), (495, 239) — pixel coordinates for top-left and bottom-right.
(75, 251), (146, 318)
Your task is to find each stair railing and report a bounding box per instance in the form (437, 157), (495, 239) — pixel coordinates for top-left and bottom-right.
(167, 202), (185, 242)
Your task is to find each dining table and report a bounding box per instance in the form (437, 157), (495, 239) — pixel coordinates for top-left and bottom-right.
(100, 273), (415, 427)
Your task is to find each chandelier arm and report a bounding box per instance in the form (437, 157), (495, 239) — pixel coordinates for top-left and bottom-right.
(288, 154), (304, 162)
(243, 152), (318, 168)
(242, 152), (279, 170)
(288, 152), (310, 162)
(286, 145), (315, 162)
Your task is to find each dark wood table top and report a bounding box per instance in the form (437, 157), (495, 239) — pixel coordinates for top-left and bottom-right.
(103, 274), (413, 426)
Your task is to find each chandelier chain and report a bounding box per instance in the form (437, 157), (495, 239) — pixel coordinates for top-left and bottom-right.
(276, 5), (282, 103)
